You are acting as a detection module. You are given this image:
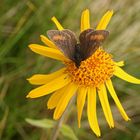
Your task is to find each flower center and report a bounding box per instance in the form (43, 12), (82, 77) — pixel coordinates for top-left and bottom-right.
(65, 48), (115, 87)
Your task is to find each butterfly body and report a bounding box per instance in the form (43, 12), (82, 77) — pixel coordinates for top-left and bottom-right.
(73, 43), (83, 67)
(47, 29), (109, 68)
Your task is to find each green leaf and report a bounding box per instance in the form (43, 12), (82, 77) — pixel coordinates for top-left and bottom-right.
(61, 124), (78, 140)
(25, 118), (78, 140)
(25, 118), (55, 129)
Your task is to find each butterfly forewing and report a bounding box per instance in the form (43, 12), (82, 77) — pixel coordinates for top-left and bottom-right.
(62, 29), (77, 44)
(47, 29), (77, 60)
(79, 29), (93, 46)
(79, 29), (109, 60)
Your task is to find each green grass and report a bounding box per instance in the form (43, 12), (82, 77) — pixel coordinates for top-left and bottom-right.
(1, 0), (140, 140)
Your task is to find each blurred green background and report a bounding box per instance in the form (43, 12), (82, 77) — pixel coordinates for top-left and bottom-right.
(1, 0), (140, 140)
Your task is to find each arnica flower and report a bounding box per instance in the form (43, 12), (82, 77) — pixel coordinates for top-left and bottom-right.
(27, 9), (140, 136)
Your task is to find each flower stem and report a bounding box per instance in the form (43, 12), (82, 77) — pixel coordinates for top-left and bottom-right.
(50, 97), (75, 140)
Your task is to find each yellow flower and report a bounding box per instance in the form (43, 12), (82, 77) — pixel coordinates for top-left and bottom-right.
(27, 9), (140, 136)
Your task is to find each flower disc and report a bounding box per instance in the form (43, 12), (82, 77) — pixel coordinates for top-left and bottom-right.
(65, 48), (115, 87)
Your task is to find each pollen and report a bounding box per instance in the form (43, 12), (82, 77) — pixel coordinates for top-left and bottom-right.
(65, 48), (115, 87)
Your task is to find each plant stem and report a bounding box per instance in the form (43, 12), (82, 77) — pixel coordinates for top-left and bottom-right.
(50, 97), (75, 140)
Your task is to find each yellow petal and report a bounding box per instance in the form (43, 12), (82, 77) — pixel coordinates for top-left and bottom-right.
(29, 44), (68, 61)
(27, 68), (66, 85)
(53, 83), (78, 120)
(106, 80), (130, 121)
(47, 86), (67, 109)
(87, 87), (101, 137)
(51, 16), (64, 31)
(81, 9), (90, 32)
(77, 86), (87, 128)
(114, 66), (140, 84)
(96, 10), (113, 30)
(40, 35), (57, 49)
(115, 61), (124, 67)
(26, 74), (70, 98)
(98, 84), (114, 128)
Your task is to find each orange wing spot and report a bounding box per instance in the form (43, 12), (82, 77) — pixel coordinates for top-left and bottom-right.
(53, 35), (65, 41)
(90, 35), (104, 41)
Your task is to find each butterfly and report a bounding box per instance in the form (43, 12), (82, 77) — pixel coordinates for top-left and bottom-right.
(47, 29), (109, 67)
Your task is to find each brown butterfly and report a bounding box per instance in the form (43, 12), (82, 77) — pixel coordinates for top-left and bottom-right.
(47, 29), (109, 67)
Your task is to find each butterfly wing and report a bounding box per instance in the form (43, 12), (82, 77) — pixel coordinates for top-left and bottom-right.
(47, 29), (77, 60)
(79, 29), (93, 47)
(79, 29), (109, 60)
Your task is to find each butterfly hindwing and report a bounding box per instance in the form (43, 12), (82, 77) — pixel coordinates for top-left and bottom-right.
(47, 29), (77, 60)
(79, 29), (109, 60)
